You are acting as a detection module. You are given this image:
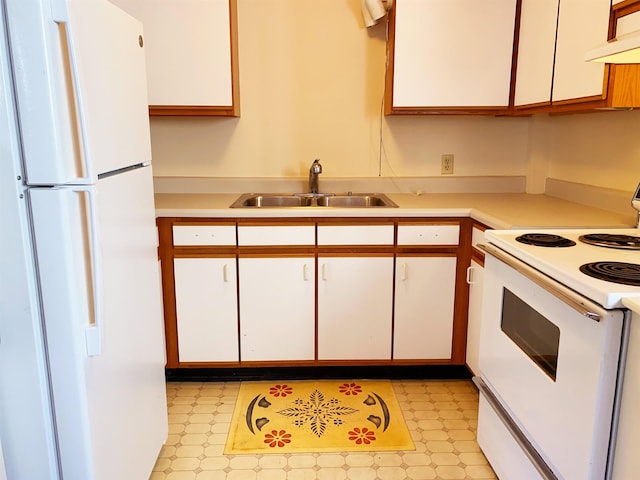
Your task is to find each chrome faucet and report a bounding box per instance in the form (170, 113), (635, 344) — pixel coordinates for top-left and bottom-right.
(308, 158), (322, 194)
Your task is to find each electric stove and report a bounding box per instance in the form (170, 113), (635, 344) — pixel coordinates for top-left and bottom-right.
(485, 228), (640, 309)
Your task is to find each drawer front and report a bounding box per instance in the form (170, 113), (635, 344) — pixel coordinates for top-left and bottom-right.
(317, 225), (394, 245)
(173, 225), (236, 246)
(472, 226), (487, 248)
(238, 225), (315, 246)
(397, 224), (459, 245)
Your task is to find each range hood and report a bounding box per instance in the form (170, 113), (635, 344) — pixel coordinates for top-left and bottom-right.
(585, 31), (640, 63)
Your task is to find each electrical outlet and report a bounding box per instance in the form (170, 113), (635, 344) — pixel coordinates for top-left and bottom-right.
(441, 154), (454, 175)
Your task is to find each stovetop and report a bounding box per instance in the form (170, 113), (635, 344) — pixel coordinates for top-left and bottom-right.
(485, 228), (640, 309)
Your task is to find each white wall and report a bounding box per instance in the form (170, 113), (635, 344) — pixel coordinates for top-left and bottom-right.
(538, 109), (640, 193)
(148, 0), (640, 195)
(149, 0), (530, 180)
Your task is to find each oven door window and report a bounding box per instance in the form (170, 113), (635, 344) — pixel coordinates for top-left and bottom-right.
(501, 288), (560, 381)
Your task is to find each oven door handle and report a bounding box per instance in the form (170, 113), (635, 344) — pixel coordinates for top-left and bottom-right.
(478, 243), (601, 322)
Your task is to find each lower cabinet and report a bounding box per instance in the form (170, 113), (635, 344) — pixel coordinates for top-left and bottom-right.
(238, 256), (315, 361)
(317, 256), (394, 360)
(393, 256), (457, 360)
(174, 257), (238, 362)
(465, 258), (485, 375)
(160, 217), (474, 369)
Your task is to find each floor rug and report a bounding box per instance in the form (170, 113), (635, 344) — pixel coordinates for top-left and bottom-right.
(224, 380), (415, 454)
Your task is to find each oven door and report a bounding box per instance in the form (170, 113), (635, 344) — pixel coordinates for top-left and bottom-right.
(477, 245), (624, 480)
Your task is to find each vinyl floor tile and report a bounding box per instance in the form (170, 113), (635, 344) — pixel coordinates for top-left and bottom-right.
(150, 380), (497, 480)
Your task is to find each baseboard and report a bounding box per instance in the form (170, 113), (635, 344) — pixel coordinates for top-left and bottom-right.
(165, 365), (472, 382)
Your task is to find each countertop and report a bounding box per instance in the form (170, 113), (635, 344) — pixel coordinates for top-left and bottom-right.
(155, 192), (636, 230)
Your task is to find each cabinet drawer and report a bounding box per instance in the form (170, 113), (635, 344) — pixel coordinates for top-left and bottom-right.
(238, 225), (315, 246)
(472, 226), (487, 248)
(317, 225), (394, 245)
(173, 225), (236, 246)
(397, 224), (459, 245)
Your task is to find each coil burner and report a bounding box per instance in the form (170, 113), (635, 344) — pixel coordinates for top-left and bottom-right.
(579, 261), (640, 286)
(515, 233), (576, 248)
(578, 234), (640, 250)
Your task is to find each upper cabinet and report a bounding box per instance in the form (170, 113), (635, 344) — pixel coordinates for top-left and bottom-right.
(388, 0), (640, 115)
(385, 0), (518, 115)
(512, 0), (558, 108)
(111, 0), (240, 116)
(515, 0), (640, 112)
(552, 0), (610, 104)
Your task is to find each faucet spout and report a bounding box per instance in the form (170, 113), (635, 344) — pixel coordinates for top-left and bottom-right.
(308, 158), (322, 194)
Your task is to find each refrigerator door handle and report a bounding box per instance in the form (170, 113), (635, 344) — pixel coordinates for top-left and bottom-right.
(58, 15), (95, 183)
(80, 186), (103, 356)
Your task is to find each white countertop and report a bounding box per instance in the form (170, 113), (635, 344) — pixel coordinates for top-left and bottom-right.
(155, 192), (636, 230)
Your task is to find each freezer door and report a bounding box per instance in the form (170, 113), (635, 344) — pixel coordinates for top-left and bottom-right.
(29, 166), (167, 480)
(5, 0), (152, 183)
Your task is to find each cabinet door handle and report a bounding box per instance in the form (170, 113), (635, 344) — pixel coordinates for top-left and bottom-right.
(466, 266), (475, 285)
(303, 263), (309, 281)
(322, 263), (328, 281)
(223, 263), (229, 282)
(401, 262), (408, 281)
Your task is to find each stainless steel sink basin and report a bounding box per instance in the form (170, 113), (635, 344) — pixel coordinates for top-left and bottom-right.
(230, 193), (397, 208)
(315, 194), (397, 208)
(231, 194), (313, 208)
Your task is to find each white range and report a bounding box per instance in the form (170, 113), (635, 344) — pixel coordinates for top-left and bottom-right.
(476, 227), (640, 480)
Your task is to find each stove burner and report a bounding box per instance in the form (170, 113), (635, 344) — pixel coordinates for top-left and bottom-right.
(579, 233), (640, 250)
(515, 233), (576, 248)
(580, 262), (640, 286)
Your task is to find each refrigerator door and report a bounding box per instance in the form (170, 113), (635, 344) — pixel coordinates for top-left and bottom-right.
(0, 14), (61, 477)
(5, 0), (152, 183)
(29, 165), (167, 480)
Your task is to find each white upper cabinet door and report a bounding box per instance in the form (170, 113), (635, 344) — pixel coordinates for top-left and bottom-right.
(513, 0), (559, 107)
(110, 0), (239, 114)
(552, 0), (610, 102)
(391, 0), (517, 108)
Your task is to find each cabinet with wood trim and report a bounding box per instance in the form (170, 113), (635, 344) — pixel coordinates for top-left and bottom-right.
(393, 222), (460, 360)
(317, 222), (395, 361)
(174, 257), (238, 362)
(110, 0), (240, 116)
(385, 0), (518, 115)
(157, 219), (239, 367)
(515, 0), (640, 112)
(157, 216), (475, 370)
(465, 222), (490, 375)
(237, 222), (315, 362)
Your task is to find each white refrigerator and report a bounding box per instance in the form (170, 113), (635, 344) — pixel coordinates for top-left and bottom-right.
(0, 0), (168, 479)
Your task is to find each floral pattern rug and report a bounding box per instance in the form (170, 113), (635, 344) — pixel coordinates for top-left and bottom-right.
(224, 380), (415, 454)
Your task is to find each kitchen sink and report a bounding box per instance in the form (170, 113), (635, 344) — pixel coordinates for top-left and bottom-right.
(230, 193), (398, 208)
(315, 194), (397, 207)
(231, 194), (314, 207)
